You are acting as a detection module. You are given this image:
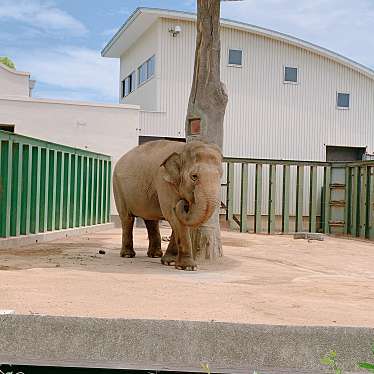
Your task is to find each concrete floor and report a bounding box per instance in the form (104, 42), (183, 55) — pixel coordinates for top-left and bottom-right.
(0, 227), (373, 327)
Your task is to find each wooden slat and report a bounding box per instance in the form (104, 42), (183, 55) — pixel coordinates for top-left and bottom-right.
(309, 166), (317, 233)
(323, 166), (331, 234)
(359, 166), (368, 238)
(227, 163), (235, 229)
(295, 165), (304, 232)
(351, 166), (359, 237)
(254, 164), (262, 233)
(281, 165), (290, 233)
(10, 142), (22, 236)
(240, 163), (248, 233)
(344, 166), (350, 235)
(367, 166), (374, 239)
(268, 164), (276, 234)
(20, 144), (32, 235)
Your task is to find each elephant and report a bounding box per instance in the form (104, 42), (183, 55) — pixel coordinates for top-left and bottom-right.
(113, 140), (223, 271)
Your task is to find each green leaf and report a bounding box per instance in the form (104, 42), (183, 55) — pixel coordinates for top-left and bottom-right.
(358, 362), (374, 372)
(0, 56), (15, 69)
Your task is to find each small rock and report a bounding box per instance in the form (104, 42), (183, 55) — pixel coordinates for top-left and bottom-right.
(162, 236), (171, 242)
(99, 249), (106, 255)
(293, 232), (324, 241)
(55, 264), (60, 268)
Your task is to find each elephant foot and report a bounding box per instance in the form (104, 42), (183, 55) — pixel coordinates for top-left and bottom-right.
(120, 247), (136, 258)
(161, 253), (176, 266)
(175, 256), (197, 271)
(147, 248), (163, 258)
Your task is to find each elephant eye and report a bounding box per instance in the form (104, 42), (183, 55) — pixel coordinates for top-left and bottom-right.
(190, 173), (199, 181)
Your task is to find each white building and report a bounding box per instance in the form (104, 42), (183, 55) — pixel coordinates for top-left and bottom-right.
(102, 7), (374, 162)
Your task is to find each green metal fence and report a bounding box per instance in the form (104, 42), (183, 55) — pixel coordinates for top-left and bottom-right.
(0, 130), (111, 239)
(222, 157), (374, 241)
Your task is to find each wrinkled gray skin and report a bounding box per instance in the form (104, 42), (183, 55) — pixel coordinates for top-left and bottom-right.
(113, 140), (222, 271)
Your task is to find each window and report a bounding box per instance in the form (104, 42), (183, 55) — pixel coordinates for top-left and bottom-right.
(337, 92), (350, 109)
(228, 49), (242, 66)
(138, 55), (155, 85)
(0, 124), (15, 132)
(284, 66), (298, 83)
(122, 71), (135, 97)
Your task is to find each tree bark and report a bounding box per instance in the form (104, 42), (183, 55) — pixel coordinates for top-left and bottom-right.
(185, 0), (228, 262)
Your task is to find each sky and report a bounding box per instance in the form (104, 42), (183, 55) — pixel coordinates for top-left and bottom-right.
(1, 0), (373, 103)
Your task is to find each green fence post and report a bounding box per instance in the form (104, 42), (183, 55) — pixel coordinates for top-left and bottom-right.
(240, 163), (248, 233)
(93, 158), (98, 225)
(323, 166), (331, 234)
(30, 147), (41, 234)
(367, 166), (374, 239)
(0, 140), (13, 238)
(77, 155), (83, 227)
(48, 150), (57, 231)
(20, 144), (32, 235)
(359, 166), (368, 238)
(227, 163), (235, 229)
(295, 165), (304, 232)
(309, 166), (318, 233)
(87, 157), (93, 225)
(254, 163), (263, 233)
(351, 166), (359, 237)
(344, 166), (350, 235)
(10, 142), (22, 236)
(268, 164), (276, 234)
(40, 147), (50, 233)
(71, 154), (77, 228)
(62, 153), (70, 229)
(98, 159), (103, 224)
(107, 160), (111, 222)
(281, 165), (290, 233)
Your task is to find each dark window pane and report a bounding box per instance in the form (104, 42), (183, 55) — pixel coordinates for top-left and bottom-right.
(337, 93), (350, 108)
(138, 62), (147, 84)
(229, 49), (242, 65)
(121, 79), (126, 97)
(130, 71), (135, 92)
(284, 67), (298, 82)
(147, 55), (155, 78)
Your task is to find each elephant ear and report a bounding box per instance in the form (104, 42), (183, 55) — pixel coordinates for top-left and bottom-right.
(160, 152), (181, 185)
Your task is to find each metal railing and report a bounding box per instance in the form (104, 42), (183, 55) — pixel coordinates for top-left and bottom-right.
(0, 130), (111, 238)
(222, 156), (374, 240)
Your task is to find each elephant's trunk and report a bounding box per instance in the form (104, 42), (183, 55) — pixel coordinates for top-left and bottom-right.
(174, 189), (218, 228)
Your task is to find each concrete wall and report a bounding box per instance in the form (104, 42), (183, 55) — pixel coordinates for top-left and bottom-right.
(0, 96), (140, 214)
(0, 63), (31, 98)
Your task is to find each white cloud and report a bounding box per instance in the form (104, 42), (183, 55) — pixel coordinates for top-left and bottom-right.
(221, 0), (374, 69)
(0, 0), (88, 36)
(14, 46), (119, 102)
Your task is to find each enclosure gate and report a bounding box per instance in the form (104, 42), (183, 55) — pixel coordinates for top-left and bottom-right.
(222, 157), (374, 240)
(0, 130), (111, 238)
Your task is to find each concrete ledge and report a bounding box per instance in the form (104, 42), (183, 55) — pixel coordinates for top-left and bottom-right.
(0, 315), (372, 373)
(0, 223), (114, 250)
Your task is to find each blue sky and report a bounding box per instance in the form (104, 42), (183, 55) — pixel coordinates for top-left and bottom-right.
(1, 0), (373, 103)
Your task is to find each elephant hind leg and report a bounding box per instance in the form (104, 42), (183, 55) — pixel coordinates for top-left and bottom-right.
(120, 214), (136, 258)
(145, 220), (163, 258)
(161, 231), (177, 266)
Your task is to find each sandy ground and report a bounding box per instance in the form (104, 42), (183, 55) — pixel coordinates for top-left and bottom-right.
(0, 227), (373, 327)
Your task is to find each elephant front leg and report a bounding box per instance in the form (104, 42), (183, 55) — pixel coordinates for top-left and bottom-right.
(170, 223), (196, 271)
(161, 231), (177, 266)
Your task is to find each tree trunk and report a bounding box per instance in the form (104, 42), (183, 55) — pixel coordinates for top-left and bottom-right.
(185, 0), (228, 262)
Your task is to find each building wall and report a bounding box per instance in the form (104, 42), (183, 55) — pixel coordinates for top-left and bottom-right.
(0, 64), (31, 98)
(0, 97), (139, 214)
(139, 17), (374, 161)
(119, 21), (161, 111)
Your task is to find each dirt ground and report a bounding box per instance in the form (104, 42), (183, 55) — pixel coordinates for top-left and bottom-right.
(0, 226), (373, 327)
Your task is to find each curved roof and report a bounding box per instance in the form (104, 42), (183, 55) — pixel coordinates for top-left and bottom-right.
(0, 62), (30, 77)
(101, 7), (374, 80)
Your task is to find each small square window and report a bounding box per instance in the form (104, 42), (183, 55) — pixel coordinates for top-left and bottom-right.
(337, 93), (350, 108)
(284, 67), (298, 83)
(228, 49), (242, 66)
